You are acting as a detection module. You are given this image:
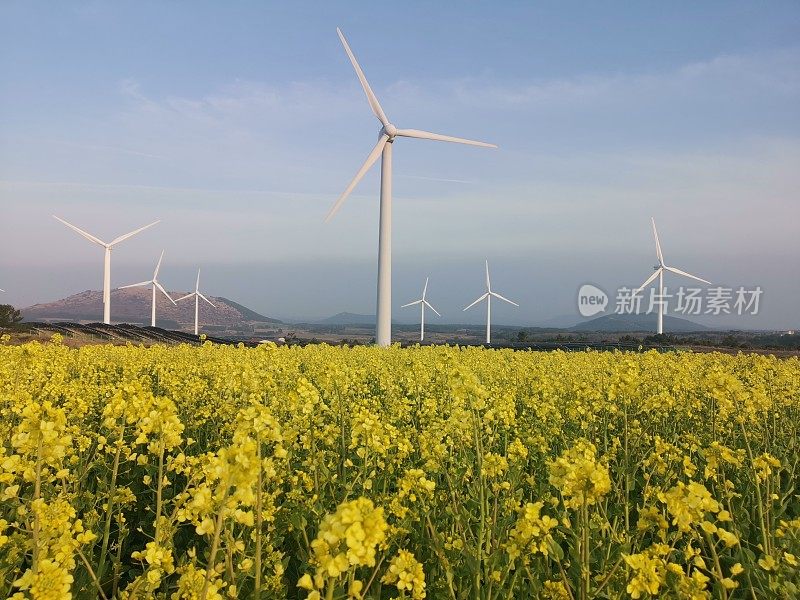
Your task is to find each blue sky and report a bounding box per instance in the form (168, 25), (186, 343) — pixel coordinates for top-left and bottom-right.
(1, 1), (798, 328)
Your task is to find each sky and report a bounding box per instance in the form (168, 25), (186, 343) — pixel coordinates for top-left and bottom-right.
(1, 1), (798, 329)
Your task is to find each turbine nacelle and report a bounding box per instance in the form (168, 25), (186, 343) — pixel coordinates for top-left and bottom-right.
(381, 123), (398, 138)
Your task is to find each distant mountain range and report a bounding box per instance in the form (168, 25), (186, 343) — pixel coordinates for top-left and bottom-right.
(22, 289), (280, 327)
(569, 313), (709, 333)
(314, 312), (376, 326)
(311, 311), (707, 333)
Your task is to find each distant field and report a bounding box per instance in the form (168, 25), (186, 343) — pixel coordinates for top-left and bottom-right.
(1, 341), (799, 598)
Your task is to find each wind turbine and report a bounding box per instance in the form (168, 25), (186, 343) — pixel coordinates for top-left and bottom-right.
(401, 277), (441, 342)
(53, 216), (159, 324)
(463, 261), (519, 345)
(119, 250), (176, 327)
(635, 217), (711, 335)
(177, 269), (215, 336)
(326, 28), (497, 348)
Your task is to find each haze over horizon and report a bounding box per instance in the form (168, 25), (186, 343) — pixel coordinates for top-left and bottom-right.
(2, 2), (798, 330)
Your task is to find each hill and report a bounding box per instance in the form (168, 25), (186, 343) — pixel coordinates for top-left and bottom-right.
(570, 313), (709, 333)
(315, 312), (376, 326)
(21, 288), (280, 327)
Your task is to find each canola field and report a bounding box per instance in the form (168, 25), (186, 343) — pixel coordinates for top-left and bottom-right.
(1, 338), (799, 599)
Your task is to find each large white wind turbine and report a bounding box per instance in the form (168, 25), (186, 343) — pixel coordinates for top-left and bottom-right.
(635, 218), (711, 335)
(53, 216), (159, 324)
(177, 269), (215, 336)
(326, 28), (497, 348)
(401, 277), (441, 343)
(119, 250), (176, 327)
(463, 261), (519, 345)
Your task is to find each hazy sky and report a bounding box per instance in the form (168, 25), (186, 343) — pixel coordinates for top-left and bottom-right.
(1, 1), (798, 329)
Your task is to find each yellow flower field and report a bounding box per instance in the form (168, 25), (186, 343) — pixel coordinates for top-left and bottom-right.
(1, 338), (799, 599)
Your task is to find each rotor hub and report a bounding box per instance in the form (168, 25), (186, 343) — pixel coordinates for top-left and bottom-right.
(383, 123), (398, 138)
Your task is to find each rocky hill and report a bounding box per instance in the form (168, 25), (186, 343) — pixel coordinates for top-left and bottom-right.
(22, 288), (280, 327)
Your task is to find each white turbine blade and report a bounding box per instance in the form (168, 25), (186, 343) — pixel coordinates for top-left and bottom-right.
(635, 269), (661, 294)
(119, 280), (152, 289)
(491, 291), (519, 307)
(485, 260), (491, 291)
(424, 300), (441, 317)
(53, 215), (107, 247)
(665, 266), (711, 285)
(195, 269), (201, 292)
(109, 220), (160, 246)
(336, 28), (389, 127)
(395, 128), (497, 148)
(153, 250), (165, 279)
(325, 134), (389, 221)
(651, 217), (664, 264)
(197, 292), (215, 307)
(463, 293), (489, 311)
(422, 277), (429, 300)
(401, 299), (423, 308)
(155, 281), (177, 305)
(176, 292), (195, 302)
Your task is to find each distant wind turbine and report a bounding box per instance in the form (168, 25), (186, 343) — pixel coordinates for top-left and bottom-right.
(119, 250), (176, 327)
(463, 261), (519, 345)
(53, 216), (159, 324)
(326, 28), (497, 347)
(635, 217), (711, 335)
(401, 277), (441, 342)
(177, 269), (215, 336)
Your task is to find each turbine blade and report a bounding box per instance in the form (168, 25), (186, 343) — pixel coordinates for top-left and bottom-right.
(109, 220), (160, 246)
(635, 269), (661, 294)
(195, 269), (201, 292)
(176, 293), (195, 302)
(485, 260), (491, 291)
(463, 293), (489, 311)
(424, 300), (441, 317)
(665, 266), (711, 285)
(119, 280), (152, 289)
(53, 215), (107, 247)
(153, 250), (165, 278)
(336, 28), (389, 126)
(401, 299), (423, 308)
(651, 217), (664, 264)
(395, 128), (497, 148)
(155, 281), (177, 305)
(325, 134), (389, 221)
(422, 276), (429, 300)
(197, 292), (215, 307)
(491, 291), (519, 307)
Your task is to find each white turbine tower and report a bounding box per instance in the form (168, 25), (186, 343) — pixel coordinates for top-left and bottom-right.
(326, 28), (497, 348)
(635, 217), (711, 335)
(463, 261), (519, 345)
(119, 250), (177, 327)
(177, 269), (215, 336)
(401, 277), (441, 342)
(53, 216), (159, 324)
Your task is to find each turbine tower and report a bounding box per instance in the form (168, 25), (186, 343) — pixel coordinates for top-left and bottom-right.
(326, 28), (496, 347)
(177, 269), (215, 336)
(463, 261), (519, 345)
(119, 250), (177, 327)
(401, 277), (441, 342)
(635, 217), (711, 335)
(53, 216), (159, 324)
